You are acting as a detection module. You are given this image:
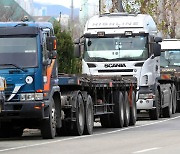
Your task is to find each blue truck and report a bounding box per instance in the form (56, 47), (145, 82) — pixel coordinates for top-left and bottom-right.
(0, 21), (138, 139)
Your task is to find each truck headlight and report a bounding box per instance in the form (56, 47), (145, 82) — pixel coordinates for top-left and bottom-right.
(20, 93), (43, 101)
(20, 94), (26, 101)
(0, 77), (6, 91)
(26, 93), (35, 101)
(35, 93), (43, 100)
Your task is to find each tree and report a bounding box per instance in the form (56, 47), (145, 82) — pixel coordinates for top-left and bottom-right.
(122, 0), (180, 38)
(110, 0), (124, 12)
(54, 22), (81, 74)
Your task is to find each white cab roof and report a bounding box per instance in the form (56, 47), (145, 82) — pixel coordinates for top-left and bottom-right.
(85, 13), (158, 35)
(161, 39), (180, 50)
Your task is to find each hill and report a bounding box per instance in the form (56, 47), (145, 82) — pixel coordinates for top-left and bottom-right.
(34, 3), (79, 17)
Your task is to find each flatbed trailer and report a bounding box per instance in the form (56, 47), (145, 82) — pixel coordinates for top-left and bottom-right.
(58, 74), (137, 135)
(0, 21), (137, 139)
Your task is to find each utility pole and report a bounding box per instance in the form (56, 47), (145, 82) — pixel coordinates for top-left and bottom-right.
(59, 12), (61, 25)
(71, 0), (74, 37)
(99, 0), (101, 15)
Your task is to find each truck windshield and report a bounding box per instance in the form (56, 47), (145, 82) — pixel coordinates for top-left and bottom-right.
(160, 50), (180, 67)
(0, 37), (37, 68)
(84, 36), (148, 62)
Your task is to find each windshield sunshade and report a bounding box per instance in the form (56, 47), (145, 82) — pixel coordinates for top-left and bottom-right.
(0, 37), (38, 68)
(84, 36), (148, 62)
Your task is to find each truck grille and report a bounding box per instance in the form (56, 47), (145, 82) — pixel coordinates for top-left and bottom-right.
(5, 84), (19, 101)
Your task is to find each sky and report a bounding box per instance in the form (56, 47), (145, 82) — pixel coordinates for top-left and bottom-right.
(33, 0), (97, 8)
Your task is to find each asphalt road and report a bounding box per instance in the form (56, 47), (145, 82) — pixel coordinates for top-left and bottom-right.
(1, 113), (180, 154)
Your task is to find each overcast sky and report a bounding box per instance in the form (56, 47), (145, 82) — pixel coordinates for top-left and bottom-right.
(33, 0), (97, 8)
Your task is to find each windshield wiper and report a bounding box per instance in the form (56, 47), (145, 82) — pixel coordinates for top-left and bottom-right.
(87, 57), (109, 62)
(0, 64), (27, 72)
(111, 58), (143, 61)
(167, 65), (180, 67)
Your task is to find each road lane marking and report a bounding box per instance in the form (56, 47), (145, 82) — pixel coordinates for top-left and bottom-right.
(1, 115), (180, 152)
(133, 147), (162, 153)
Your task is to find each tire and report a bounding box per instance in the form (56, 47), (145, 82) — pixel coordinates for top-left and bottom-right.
(110, 91), (124, 128)
(129, 91), (137, 126)
(72, 93), (85, 136)
(162, 88), (173, 118)
(123, 92), (130, 127)
(84, 95), (94, 135)
(149, 89), (160, 120)
(172, 84), (177, 114)
(41, 98), (56, 139)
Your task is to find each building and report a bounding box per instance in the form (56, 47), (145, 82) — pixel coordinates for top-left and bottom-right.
(0, 0), (33, 21)
(15, 0), (34, 15)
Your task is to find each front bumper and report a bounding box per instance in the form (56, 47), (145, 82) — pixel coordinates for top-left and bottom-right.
(0, 101), (48, 119)
(136, 99), (154, 110)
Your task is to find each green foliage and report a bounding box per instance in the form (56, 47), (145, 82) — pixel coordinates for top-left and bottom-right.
(53, 22), (81, 74)
(122, 0), (178, 38)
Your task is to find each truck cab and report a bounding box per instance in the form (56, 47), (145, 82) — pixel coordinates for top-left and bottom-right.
(0, 22), (61, 139)
(160, 39), (180, 114)
(80, 13), (161, 119)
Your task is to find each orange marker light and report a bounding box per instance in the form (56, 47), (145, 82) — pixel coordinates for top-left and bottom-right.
(36, 89), (43, 93)
(54, 39), (57, 50)
(161, 74), (171, 80)
(34, 106), (41, 110)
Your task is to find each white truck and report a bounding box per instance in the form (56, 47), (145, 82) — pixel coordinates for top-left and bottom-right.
(160, 39), (180, 116)
(79, 13), (163, 120)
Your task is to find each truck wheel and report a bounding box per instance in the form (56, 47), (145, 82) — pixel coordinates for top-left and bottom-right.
(110, 91), (124, 128)
(84, 95), (94, 135)
(72, 93), (85, 136)
(129, 91), (137, 126)
(149, 90), (160, 120)
(41, 98), (56, 139)
(162, 89), (173, 118)
(172, 84), (177, 114)
(123, 92), (130, 127)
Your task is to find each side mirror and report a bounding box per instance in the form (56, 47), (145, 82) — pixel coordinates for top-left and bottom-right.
(46, 36), (57, 59)
(152, 43), (161, 57)
(46, 36), (57, 52)
(74, 39), (81, 58)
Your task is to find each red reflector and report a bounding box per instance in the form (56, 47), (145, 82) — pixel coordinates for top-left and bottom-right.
(77, 79), (80, 85)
